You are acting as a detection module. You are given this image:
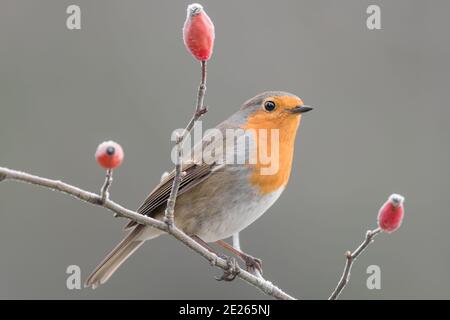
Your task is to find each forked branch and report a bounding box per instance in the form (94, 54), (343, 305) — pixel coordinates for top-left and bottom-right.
(0, 166), (295, 300)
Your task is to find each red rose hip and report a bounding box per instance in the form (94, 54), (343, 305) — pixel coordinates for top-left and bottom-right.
(377, 194), (405, 233)
(183, 3), (215, 61)
(95, 141), (124, 169)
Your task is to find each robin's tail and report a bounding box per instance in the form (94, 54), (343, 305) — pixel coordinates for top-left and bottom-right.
(85, 225), (158, 289)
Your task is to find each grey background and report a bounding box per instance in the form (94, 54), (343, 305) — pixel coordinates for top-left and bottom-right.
(0, 0), (449, 299)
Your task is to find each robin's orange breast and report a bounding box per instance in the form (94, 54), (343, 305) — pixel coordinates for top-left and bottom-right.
(243, 109), (301, 194)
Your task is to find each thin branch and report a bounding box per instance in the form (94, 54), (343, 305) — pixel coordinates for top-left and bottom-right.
(183, 60), (208, 138)
(0, 166), (295, 300)
(329, 227), (382, 300)
(164, 132), (183, 226)
(100, 169), (113, 204)
(164, 60), (208, 226)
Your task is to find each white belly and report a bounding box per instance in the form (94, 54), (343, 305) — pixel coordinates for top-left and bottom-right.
(138, 167), (285, 243)
(195, 187), (284, 242)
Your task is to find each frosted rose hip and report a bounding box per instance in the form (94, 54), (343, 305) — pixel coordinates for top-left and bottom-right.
(377, 194), (405, 233)
(95, 141), (124, 169)
(183, 3), (215, 61)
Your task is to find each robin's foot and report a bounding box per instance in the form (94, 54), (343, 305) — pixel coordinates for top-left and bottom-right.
(215, 240), (263, 275)
(190, 235), (240, 281)
(241, 254), (263, 275)
(215, 257), (240, 282)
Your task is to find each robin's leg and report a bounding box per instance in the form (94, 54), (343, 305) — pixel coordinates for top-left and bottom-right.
(191, 235), (239, 281)
(191, 235), (228, 259)
(216, 240), (263, 275)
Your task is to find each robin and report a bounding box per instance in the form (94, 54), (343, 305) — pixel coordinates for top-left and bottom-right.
(85, 91), (313, 288)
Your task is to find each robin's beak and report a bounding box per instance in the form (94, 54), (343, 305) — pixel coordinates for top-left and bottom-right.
(288, 105), (313, 114)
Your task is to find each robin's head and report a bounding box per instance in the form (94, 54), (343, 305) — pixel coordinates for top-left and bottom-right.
(237, 91), (312, 131)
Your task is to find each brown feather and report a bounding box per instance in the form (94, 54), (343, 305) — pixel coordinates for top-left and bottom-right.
(124, 162), (214, 230)
(85, 225), (146, 288)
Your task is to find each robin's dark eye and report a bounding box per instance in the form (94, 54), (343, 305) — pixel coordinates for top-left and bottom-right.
(264, 101), (276, 112)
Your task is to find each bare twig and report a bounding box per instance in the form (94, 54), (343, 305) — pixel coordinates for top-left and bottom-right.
(329, 227), (382, 300)
(100, 169), (113, 204)
(0, 166), (295, 300)
(164, 133), (183, 226)
(164, 60), (208, 226)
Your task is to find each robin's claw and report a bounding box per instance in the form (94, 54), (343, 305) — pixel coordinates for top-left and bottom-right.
(242, 255), (263, 275)
(215, 257), (240, 281)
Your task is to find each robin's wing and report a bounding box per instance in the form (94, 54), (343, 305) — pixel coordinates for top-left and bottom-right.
(124, 161), (221, 230)
(125, 121), (235, 230)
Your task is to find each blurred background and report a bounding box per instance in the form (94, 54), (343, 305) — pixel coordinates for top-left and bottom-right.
(0, 0), (449, 299)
